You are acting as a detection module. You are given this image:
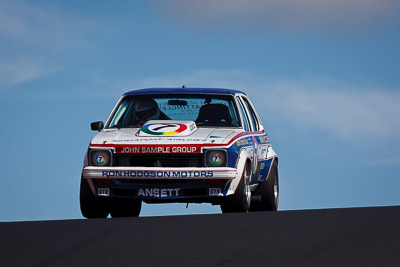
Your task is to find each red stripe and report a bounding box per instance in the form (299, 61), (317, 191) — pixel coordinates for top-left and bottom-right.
(90, 144), (207, 154)
(90, 130), (266, 153)
(226, 130), (265, 145)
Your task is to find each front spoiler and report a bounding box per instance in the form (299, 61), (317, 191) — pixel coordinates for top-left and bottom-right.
(82, 166), (237, 180)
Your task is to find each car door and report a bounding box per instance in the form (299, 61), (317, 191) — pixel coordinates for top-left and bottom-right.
(237, 95), (264, 184)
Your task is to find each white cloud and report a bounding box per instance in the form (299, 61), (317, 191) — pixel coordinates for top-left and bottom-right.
(0, 0), (96, 90)
(0, 59), (52, 89)
(151, 0), (400, 32)
(0, 0), (93, 47)
(258, 81), (400, 140)
(138, 70), (400, 142)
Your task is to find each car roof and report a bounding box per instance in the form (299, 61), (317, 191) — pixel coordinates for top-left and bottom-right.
(123, 88), (246, 96)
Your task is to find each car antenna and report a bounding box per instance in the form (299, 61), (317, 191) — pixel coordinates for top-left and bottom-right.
(182, 85), (186, 88)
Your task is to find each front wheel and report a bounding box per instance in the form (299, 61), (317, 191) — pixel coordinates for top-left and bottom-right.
(249, 161), (279, 211)
(220, 163), (251, 213)
(80, 178), (109, 219)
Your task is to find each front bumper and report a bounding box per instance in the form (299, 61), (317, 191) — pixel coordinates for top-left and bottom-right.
(82, 166), (238, 203)
(83, 166), (237, 180)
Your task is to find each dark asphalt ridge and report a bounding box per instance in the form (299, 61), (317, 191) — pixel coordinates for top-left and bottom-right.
(1, 206), (399, 267)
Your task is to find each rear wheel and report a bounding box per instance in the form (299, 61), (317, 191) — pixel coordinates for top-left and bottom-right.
(80, 178), (109, 219)
(220, 163), (251, 213)
(110, 198), (142, 218)
(249, 161), (279, 211)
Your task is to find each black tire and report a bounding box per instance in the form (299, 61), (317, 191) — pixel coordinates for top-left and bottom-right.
(109, 198), (142, 218)
(80, 178), (110, 219)
(220, 163), (251, 213)
(249, 161), (279, 211)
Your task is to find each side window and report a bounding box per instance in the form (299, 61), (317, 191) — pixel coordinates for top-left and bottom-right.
(242, 97), (260, 131)
(108, 99), (134, 128)
(236, 97), (250, 131)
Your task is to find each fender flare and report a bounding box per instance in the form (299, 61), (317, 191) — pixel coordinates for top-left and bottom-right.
(264, 146), (278, 183)
(226, 148), (252, 196)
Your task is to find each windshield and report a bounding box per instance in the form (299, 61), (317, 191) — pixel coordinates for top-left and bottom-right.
(106, 94), (241, 128)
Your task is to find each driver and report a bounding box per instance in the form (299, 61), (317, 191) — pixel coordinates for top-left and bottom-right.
(134, 97), (160, 126)
(134, 97), (171, 126)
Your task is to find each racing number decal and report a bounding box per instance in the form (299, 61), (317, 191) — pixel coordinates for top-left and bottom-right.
(95, 154), (106, 165)
(153, 124), (177, 131)
(141, 123), (188, 135)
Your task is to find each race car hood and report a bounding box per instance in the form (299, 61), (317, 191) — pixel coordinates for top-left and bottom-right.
(90, 120), (241, 146)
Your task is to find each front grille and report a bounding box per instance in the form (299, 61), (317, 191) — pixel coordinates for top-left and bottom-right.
(114, 153), (203, 167)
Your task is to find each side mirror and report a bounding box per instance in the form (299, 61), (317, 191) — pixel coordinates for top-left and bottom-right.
(91, 121), (104, 132)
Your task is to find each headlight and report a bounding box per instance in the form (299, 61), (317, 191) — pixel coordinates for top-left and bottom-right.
(89, 150), (112, 166)
(205, 150), (227, 167)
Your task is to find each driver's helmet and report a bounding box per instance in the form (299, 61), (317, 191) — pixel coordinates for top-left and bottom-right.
(134, 97), (160, 124)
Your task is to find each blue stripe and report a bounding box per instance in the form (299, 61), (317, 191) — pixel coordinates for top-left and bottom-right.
(123, 88), (245, 96)
(260, 158), (274, 183)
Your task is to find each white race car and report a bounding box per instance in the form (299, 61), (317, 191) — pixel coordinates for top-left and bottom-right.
(80, 88), (279, 218)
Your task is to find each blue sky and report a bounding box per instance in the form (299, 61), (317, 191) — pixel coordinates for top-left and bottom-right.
(1, 0), (400, 221)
